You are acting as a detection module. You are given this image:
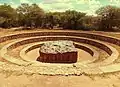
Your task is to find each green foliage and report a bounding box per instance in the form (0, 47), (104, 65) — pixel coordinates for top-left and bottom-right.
(96, 5), (120, 31)
(41, 12), (55, 29)
(81, 16), (99, 30)
(0, 4), (17, 28)
(41, 10), (86, 29)
(61, 10), (86, 29)
(17, 3), (44, 28)
(0, 4), (16, 18)
(0, 3), (120, 32)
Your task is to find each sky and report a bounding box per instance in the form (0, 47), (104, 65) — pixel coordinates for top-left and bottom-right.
(0, 0), (120, 15)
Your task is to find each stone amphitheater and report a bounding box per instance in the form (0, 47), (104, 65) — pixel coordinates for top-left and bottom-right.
(1, 29), (120, 78)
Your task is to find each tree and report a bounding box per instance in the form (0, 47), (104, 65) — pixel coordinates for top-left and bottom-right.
(96, 5), (120, 31)
(42, 10), (86, 30)
(81, 16), (99, 30)
(61, 10), (86, 29)
(17, 3), (44, 28)
(41, 12), (64, 29)
(0, 4), (17, 28)
(42, 12), (54, 29)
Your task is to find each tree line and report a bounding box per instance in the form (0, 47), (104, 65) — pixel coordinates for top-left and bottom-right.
(0, 3), (120, 31)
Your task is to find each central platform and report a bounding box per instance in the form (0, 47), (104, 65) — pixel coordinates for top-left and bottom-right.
(37, 40), (78, 63)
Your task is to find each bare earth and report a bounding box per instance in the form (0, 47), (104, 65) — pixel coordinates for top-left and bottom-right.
(0, 73), (120, 87)
(1, 29), (120, 87)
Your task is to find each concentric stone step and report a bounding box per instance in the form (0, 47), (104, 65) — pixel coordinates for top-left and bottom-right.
(0, 30), (120, 75)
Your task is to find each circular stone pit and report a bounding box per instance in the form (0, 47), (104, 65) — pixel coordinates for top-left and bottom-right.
(0, 30), (120, 75)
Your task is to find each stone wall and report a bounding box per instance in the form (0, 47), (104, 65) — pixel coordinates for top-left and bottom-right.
(0, 31), (120, 47)
(2, 31), (119, 61)
(6, 36), (112, 56)
(1, 32), (120, 46)
(74, 44), (94, 56)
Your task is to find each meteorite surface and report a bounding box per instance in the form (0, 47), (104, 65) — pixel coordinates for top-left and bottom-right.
(40, 40), (77, 53)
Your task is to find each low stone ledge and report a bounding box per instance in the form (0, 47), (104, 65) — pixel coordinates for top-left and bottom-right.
(1, 36), (117, 67)
(1, 31), (120, 47)
(6, 36), (112, 56)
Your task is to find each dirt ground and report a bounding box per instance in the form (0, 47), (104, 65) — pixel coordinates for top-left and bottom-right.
(1, 29), (120, 87)
(0, 73), (120, 87)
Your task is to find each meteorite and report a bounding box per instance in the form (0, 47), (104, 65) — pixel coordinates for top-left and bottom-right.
(37, 40), (78, 63)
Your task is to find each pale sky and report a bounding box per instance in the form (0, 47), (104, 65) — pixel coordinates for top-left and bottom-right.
(0, 0), (120, 15)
